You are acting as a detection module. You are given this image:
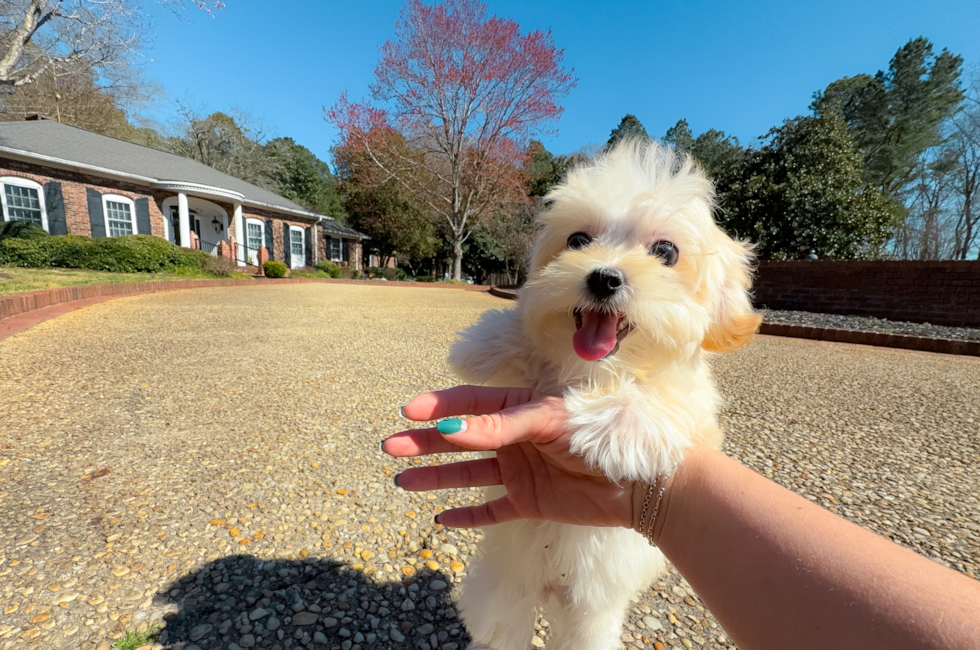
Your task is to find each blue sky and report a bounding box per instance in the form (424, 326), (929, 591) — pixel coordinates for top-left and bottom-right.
(141, 0), (980, 163)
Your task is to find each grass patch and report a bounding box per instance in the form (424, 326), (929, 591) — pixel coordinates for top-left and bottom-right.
(0, 267), (236, 296)
(113, 626), (160, 650)
(290, 270), (335, 279)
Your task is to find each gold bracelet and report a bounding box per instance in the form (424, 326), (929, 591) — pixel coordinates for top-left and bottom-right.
(638, 465), (675, 546)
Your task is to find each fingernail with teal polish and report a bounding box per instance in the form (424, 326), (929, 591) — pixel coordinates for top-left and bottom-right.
(378, 439), (387, 454)
(436, 418), (467, 434)
(398, 402), (410, 419)
(433, 513), (441, 524)
(393, 473), (401, 488)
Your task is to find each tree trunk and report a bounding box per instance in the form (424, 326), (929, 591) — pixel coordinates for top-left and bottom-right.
(452, 241), (463, 281)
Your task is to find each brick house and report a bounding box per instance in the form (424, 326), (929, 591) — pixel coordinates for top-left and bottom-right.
(0, 118), (367, 272)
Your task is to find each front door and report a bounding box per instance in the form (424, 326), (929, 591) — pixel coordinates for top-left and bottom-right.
(290, 228), (305, 268)
(246, 221), (264, 265)
(166, 208), (202, 247)
(168, 207), (181, 246)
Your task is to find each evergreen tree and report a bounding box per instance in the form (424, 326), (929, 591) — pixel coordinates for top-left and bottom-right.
(662, 120), (743, 182)
(267, 138), (346, 219)
(606, 114), (649, 149)
(525, 140), (578, 197)
(720, 112), (902, 260)
(811, 37), (964, 198)
(662, 119), (694, 152)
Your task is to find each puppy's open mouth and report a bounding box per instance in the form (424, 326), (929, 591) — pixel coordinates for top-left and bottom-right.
(573, 308), (632, 361)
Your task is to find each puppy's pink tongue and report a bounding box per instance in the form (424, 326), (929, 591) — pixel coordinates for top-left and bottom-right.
(573, 310), (620, 361)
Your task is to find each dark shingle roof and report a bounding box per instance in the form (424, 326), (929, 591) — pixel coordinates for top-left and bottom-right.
(320, 220), (367, 239)
(0, 120), (366, 238)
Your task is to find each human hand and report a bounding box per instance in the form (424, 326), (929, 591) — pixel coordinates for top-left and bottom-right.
(380, 385), (637, 529)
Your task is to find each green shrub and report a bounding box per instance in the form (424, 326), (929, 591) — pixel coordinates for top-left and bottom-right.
(414, 275), (435, 283)
(263, 260), (287, 278)
(315, 260), (341, 278)
(201, 255), (238, 277)
(0, 234), (210, 273)
(364, 266), (409, 281)
(0, 235), (92, 268)
(438, 279), (468, 285)
(81, 236), (180, 272)
(0, 221), (49, 241)
(174, 249), (211, 269)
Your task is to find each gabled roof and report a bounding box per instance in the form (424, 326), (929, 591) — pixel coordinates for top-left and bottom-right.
(0, 120), (367, 239)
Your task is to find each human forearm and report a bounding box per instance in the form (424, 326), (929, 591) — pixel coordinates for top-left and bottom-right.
(634, 446), (980, 650)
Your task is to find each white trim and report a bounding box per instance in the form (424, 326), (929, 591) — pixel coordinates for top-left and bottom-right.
(289, 225), (306, 269)
(245, 218), (265, 266)
(0, 176), (48, 231)
(102, 193), (136, 237)
(234, 202), (245, 266)
(155, 180), (245, 202)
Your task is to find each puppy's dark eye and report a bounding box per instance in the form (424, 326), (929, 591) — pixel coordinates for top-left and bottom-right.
(649, 240), (678, 266)
(566, 232), (593, 250)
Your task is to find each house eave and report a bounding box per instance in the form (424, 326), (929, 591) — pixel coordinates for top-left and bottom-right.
(0, 145), (158, 185)
(0, 146), (362, 235)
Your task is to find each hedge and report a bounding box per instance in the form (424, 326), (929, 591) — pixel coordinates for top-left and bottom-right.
(0, 234), (211, 273)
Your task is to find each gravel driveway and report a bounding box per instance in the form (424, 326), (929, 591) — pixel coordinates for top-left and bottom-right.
(0, 284), (977, 650)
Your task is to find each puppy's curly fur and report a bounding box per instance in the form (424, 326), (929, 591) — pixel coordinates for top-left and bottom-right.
(449, 140), (761, 649)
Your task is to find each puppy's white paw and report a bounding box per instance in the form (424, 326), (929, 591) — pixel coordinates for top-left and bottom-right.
(565, 382), (694, 482)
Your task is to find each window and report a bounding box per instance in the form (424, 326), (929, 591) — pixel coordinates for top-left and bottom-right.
(290, 227), (305, 268)
(1, 177), (47, 231)
(328, 236), (343, 262)
(102, 194), (136, 238)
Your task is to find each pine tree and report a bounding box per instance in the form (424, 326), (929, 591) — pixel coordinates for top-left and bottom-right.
(606, 114), (650, 149)
(811, 37), (964, 198)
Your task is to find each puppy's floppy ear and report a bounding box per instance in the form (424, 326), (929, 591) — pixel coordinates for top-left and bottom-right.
(700, 234), (762, 353)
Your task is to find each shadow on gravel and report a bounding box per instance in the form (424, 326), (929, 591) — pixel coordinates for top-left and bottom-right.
(155, 554), (467, 650)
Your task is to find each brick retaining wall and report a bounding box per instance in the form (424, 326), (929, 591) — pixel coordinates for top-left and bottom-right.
(753, 261), (980, 327)
(0, 278), (491, 322)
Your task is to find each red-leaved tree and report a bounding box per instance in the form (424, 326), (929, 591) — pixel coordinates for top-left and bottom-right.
(326, 0), (575, 279)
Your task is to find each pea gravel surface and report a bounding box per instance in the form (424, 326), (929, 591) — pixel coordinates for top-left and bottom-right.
(0, 284), (978, 650)
(763, 309), (980, 341)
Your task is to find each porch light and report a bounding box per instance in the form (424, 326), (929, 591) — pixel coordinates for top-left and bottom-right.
(212, 217), (224, 234)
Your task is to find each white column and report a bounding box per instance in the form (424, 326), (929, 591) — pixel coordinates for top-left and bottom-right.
(312, 222), (318, 266)
(177, 192), (191, 248)
(233, 202), (244, 265)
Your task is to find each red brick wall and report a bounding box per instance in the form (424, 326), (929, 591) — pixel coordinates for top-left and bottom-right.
(241, 206), (316, 265)
(754, 261), (980, 327)
(0, 158), (364, 268)
(0, 157), (166, 238)
(318, 231), (363, 271)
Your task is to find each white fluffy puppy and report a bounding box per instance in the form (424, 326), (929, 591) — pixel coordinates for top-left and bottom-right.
(447, 140), (761, 650)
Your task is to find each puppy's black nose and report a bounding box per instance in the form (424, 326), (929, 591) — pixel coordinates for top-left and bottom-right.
(586, 268), (624, 300)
